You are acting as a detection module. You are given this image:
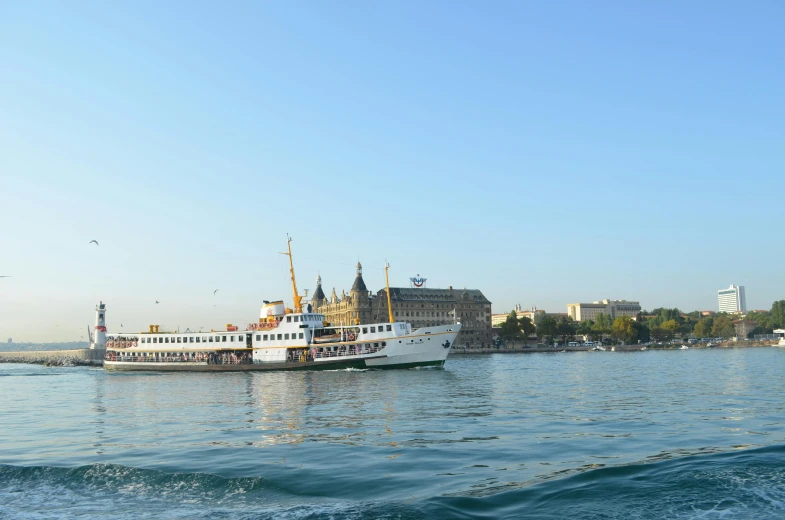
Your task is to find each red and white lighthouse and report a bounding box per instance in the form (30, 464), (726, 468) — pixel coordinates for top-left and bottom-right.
(91, 301), (107, 350)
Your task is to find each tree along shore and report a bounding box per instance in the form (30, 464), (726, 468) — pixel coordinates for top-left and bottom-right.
(496, 300), (785, 346)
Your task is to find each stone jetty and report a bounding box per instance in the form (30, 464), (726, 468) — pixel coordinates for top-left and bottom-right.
(0, 349), (105, 367)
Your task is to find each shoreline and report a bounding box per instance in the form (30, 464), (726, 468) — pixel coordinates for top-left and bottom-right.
(450, 341), (780, 354)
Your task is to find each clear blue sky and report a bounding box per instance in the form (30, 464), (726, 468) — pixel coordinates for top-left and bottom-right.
(2, 1), (784, 341)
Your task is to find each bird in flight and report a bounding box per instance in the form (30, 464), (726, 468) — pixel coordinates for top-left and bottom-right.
(214, 289), (219, 295)
(120, 324), (124, 327)
(0, 276), (11, 279)
(89, 240), (99, 246)
(155, 301), (160, 304)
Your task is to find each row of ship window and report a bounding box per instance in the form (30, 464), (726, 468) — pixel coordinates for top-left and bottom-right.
(140, 335), (246, 344)
(362, 325), (393, 333)
(285, 315), (324, 323)
(256, 333), (305, 341)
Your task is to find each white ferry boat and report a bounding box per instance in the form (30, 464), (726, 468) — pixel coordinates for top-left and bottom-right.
(100, 239), (461, 371)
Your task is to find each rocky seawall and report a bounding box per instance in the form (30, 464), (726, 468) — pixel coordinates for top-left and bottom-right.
(0, 349), (104, 367)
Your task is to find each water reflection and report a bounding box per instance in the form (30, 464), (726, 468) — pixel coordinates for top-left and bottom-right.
(720, 348), (750, 395)
(90, 371), (107, 456)
(238, 367), (499, 450)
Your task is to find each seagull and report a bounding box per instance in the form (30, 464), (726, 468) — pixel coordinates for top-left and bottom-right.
(214, 289), (219, 295)
(120, 324), (124, 327)
(155, 301), (160, 304)
(0, 276), (11, 279)
(89, 240), (99, 246)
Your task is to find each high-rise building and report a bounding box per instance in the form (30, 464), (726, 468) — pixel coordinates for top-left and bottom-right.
(718, 285), (746, 313)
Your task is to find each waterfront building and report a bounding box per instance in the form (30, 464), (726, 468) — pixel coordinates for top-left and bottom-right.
(566, 299), (641, 322)
(491, 305), (565, 327)
(517, 305), (547, 324)
(491, 313), (510, 327)
(312, 264), (492, 348)
(491, 304), (540, 326)
(733, 320), (757, 339)
(718, 285), (746, 313)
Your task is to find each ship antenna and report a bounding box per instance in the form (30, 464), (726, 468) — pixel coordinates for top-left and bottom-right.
(384, 261), (394, 324)
(280, 234), (303, 313)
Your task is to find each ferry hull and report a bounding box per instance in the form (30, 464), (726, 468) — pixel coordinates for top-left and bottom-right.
(104, 358), (369, 372)
(103, 357), (445, 372)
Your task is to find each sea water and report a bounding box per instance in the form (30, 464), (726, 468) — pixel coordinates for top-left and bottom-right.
(1, 347), (784, 519)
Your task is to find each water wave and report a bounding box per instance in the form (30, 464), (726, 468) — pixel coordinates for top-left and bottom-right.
(430, 444), (785, 519)
(0, 463), (380, 519)
(3, 446), (785, 519)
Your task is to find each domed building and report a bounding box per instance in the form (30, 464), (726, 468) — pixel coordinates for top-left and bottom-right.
(311, 263), (492, 348)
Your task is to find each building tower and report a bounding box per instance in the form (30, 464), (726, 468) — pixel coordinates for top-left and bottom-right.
(350, 262), (371, 324)
(91, 301), (107, 350)
(351, 262), (367, 294)
(311, 274), (326, 305)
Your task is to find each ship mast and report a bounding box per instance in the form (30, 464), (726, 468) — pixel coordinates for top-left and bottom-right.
(385, 262), (394, 323)
(281, 235), (303, 313)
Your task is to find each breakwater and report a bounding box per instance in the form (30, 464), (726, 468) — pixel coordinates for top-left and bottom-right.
(0, 349), (104, 366)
